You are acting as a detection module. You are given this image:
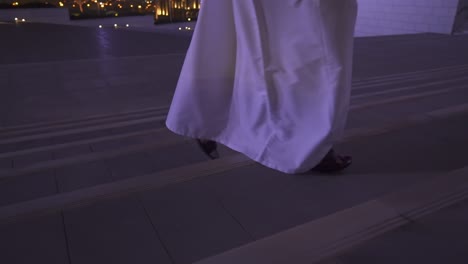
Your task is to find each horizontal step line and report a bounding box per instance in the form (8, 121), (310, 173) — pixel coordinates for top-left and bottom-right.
(1, 104), (468, 223)
(352, 65), (468, 84)
(352, 64), (468, 84)
(0, 109), (168, 139)
(3, 80), (465, 144)
(193, 166), (468, 264)
(352, 68), (468, 90)
(351, 76), (468, 99)
(406, 188), (468, 220)
(0, 115), (167, 145)
(0, 53), (186, 68)
(0, 105), (169, 134)
(2, 101), (465, 165)
(0, 154), (253, 224)
(425, 103), (468, 118)
(2, 65), (467, 134)
(0, 128), (166, 159)
(343, 103), (468, 141)
(317, 217), (408, 261)
(2, 95), (467, 174)
(0, 129), (182, 180)
(350, 85), (467, 111)
(352, 68), (468, 88)
(2, 67), (467, 138)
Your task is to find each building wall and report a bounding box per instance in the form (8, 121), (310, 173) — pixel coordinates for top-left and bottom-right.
(355, 0), (461, 36)
(0, 8), (70, 24)
(0, 1), (464, 36)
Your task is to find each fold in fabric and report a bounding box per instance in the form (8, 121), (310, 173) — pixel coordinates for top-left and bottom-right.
(166, 0), (358, 174)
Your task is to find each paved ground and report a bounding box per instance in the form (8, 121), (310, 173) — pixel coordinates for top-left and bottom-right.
(1, 20), (468, 126)
(335, 198), (468, 264)
(0, 19), (468, 264)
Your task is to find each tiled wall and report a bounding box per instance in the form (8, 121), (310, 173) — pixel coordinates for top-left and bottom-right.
(355, 0), (461, 36)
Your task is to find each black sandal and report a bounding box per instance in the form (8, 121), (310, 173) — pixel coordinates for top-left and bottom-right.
(312, 149), (352, 173)
(195, 139), (219, 160)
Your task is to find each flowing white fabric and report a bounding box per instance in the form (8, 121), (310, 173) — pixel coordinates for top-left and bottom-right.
(166, 0), (358, 174)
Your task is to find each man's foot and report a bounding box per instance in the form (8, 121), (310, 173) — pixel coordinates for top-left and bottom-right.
(312, 149), (352, 173)
(195, 139), (219, 159)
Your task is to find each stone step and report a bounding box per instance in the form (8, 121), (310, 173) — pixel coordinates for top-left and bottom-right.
(351, 63), (468, 86)
(0, 95), (465, 217)
(0, 169), (446, 264)
(0, 127), (185, 180)
(352, 73), (468, 97)
(0, 116), (155, 157)
(0, 105), (169, 136)
(350, 77), (468, 109)
(1, 98), (467, 179)
(2, 62), (466, 140)
(194, 166), (468, 264)
(0, 153), (249, 224)
(0, 152), (465, 263)
(0, 114), (166, 146)
(1, 74), (466, 168)
(1, 107), (468, 223)
(0, 127), (165, 160)
(0, 134), (237, 208)
(0, 61), (465, 161)
(334, 193), (468, 264)
(346, 102), (468, 138)
(0, 99), (467, 210)
(0, 100), (467, 264)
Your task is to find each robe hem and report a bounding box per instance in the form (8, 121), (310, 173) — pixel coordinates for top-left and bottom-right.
(165, 124), (315, 175)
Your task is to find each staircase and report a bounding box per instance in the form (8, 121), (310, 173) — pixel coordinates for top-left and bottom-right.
(1, 63), (468, 264)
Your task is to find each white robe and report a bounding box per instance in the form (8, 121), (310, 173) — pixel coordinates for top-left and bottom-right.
(166, 0), (358, 174)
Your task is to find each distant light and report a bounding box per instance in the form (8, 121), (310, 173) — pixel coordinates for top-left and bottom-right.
(99, 25), (102, 28)
(187, 18), (191, 21)
(14, 17), (18, 21)
(178, 27), (182, 30)
(59, 2), (64, 7)
(114, 13), (118, 16)
(130, 4), (133, 7)
(87, 3), (90, 7)
(138, 5), (141, 8)
(125, 24), (129, 27)
(114, 24), (118, 27)
(21, 18), (25, 22)
(187, 27), (191, 30)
